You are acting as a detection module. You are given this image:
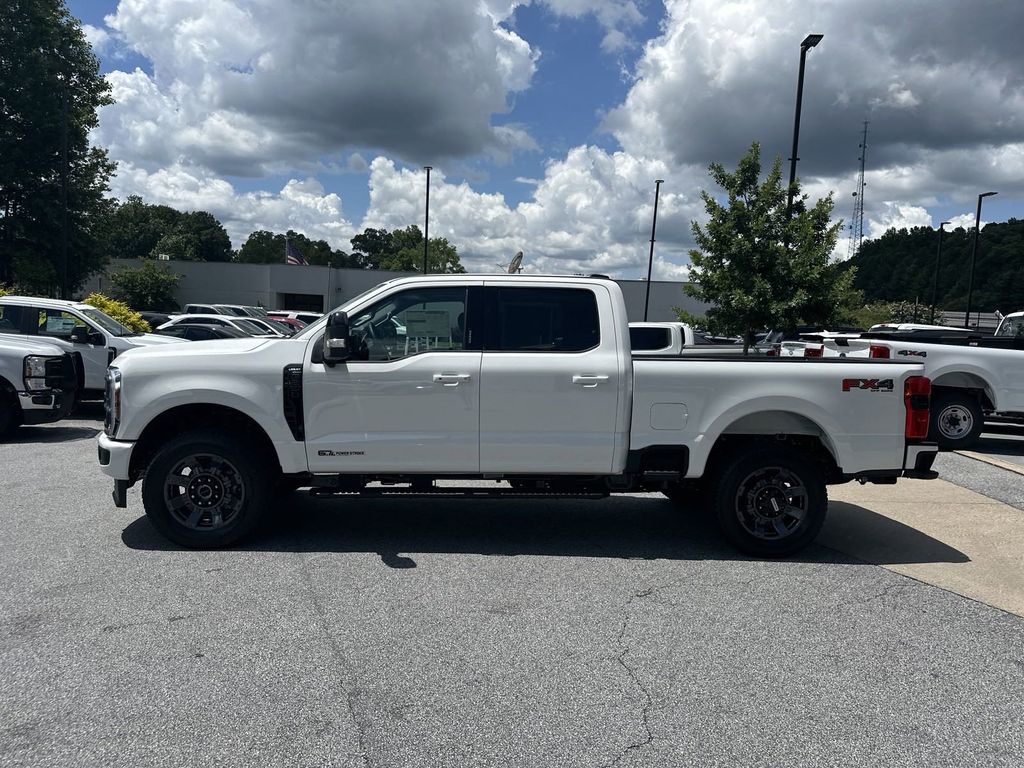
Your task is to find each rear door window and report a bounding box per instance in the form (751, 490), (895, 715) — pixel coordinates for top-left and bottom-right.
(0, 304), (25, 334)
(486, 288), (599, 352)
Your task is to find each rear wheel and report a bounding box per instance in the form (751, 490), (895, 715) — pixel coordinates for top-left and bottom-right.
(141, 429), (276, 548)
(710, 447), (827, 558)
(930, 390), (984, 450)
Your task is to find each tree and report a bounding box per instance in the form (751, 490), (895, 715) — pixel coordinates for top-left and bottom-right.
(685, 142), (846, 351)
(0, 0), (116, 295)
(350, 225), (466, 273)
(237, 229), (354, 267)
(110, 260), (182, 311)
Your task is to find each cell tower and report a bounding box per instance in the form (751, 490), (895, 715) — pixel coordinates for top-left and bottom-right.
(846, 120), (869, 259)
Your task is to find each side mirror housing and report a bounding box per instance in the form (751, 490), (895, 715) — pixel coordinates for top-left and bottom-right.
(322, 311), (351, 365)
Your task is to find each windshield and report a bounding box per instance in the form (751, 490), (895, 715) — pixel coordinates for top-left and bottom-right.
(235, 318), (271, 335)
(78, 306), (132, 336)
(995, 317), (1024, 337)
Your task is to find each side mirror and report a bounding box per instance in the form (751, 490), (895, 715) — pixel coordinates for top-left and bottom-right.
(322, 311), (351, 365)
(69, 326), (89, 344)
(89, 331), (106, 346)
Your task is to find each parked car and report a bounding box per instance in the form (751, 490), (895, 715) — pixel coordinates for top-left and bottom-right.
(263, 318), (299, 336)
(629, 322), (761, 356)
(99, 275), (937, 557)
(183, 303), (223, 315)
(269, 316), (307, 332)
(0, 296), (182, 396)
(0, 335), (79, 437)
(139, 311), (172, 328)
(154, 324), (250, 341)
(268, 310), (323, 325)
(212, 304), (268, 318)
(156, 314), (282, 338)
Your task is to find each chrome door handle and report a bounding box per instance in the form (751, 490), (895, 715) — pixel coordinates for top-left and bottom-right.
(433, 373), (471, 386)
(572, 374), (609, 388)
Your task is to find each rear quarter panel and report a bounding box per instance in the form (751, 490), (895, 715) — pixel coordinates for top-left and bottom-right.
(631, 358), (924, 477)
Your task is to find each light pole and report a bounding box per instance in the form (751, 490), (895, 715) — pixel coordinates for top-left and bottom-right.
(786, 33), (823, 220)
(930, 221), (950, 323)
(422, 166), (432, 274)
(643, 179), (665, 321)
(964, 191), (997, 327)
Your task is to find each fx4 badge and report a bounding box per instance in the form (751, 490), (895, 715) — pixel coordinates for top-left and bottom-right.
(842, 378), (894, 392)
(898, 349), (927, 357)
(318, 450), (366, 457)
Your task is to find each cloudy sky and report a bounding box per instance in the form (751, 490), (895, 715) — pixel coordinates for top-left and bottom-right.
(71, 0), (1024, 277)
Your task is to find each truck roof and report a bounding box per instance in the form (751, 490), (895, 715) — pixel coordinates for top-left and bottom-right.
(0, 295), (92, 311)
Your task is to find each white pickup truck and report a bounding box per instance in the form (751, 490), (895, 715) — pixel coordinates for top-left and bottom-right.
(0, 295), (182, 396)
(629, 322), (759, 356)
(97, 275), (938, 557)
(0, 335), (79, 437)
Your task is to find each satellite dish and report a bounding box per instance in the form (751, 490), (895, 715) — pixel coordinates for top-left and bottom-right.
(508, 251), (523, 274)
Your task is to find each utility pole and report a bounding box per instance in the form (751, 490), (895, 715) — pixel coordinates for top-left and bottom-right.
(643, 180), (664, 322)
(60, 86), (70, 299)
(422, 166), (432, 274)
(929, 221), (950, 323)
(786, 34), (823, 220)
(964, 191), (997, 327)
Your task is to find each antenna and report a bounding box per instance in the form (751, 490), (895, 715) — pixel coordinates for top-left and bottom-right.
(507, 251), (523, 274)
(847, 120), (869, 259)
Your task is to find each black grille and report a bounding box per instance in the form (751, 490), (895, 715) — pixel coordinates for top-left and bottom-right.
(43, 355), (75, 391)
(282, 364), (305, 440)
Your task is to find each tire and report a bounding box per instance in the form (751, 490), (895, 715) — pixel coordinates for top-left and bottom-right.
(709, 446), (827, 558)
(0, 387), (20, 438)
(930, 390), (984, 450)
(141, 429), (277, 548)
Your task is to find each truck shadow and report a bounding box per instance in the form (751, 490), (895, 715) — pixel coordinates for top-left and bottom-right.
(120, 494), (969, 567)
(6, 425), (100, 443)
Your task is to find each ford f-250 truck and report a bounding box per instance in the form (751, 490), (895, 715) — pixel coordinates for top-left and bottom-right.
(0, 335), (79, 437)
(97, 275), (938, 557)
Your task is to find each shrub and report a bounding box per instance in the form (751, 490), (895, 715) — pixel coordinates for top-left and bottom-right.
(110, 260), (182, 312)
(83, 293), (151, 332)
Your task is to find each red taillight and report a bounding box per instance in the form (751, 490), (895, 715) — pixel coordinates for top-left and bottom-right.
(805, 345), (824, 358)
(904, 375), (931, 439)
(869, 344), (890, 359)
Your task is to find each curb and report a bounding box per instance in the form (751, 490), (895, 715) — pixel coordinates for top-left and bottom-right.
(954, 450), (1024, 477)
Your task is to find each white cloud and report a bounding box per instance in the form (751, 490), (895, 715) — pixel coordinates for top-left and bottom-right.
(82, 23), (111, 54)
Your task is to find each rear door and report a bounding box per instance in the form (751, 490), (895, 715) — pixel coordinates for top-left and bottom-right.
(479, 285), (622, 473)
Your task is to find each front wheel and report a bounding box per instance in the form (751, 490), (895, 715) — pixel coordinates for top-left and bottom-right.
(141, 429), (277, 548)
(930, 391), (984, 450)
(710, 447), (827, 558)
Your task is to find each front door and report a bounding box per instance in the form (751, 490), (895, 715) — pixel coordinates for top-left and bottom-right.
(32, 308), (109, 390)
(303, 285), (482, 474)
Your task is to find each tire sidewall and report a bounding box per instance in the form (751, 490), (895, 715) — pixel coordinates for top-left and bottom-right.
(711, 447), (827, 558)
(930, 391), (983, 449)
(142, 430), (274, 548)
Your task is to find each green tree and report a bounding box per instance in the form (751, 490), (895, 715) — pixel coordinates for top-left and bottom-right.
(177, 210), (232, 262)
(110, 260), (182, 311)
(238, 229), (353, 267)
(236, 230), (282, 264)
(351, 225), (465, 273)
(0, 0), (116, 295)
(96, 196), (179, 260)
(685, 142), (846, 351)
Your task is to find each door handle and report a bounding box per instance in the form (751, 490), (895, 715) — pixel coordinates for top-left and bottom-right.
(433, 373), (472, 386)
(572, 374), (609, 388)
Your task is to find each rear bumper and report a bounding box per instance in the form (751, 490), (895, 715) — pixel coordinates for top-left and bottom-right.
(903, 442), (939, 479)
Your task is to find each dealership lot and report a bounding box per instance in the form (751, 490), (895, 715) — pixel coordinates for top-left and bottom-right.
(2, 408), (1023, 767)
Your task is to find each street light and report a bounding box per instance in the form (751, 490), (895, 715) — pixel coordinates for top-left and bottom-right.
(643, 179), (665, 322)
(422, 166), (432, 274)
(786, 33), (824, 220)
(930, 221), (951, 323)
(964, 191), (997, 327)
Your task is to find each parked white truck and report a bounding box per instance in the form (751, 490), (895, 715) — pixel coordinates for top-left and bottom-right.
(97, 275), (938, 556)
(628, 322), (760, 356)
(0, 296), (182, 396)
(0, 335), (79, 437)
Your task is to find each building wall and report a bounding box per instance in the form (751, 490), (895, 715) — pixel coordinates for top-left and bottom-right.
(80, 259), (708, 321)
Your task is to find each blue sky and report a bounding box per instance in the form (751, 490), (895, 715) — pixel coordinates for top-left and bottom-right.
(69, 0), (1024, 278)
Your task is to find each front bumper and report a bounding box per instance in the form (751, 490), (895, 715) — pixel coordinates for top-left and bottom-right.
(98, 433), (135, 508)
(18, 388), (76, 425)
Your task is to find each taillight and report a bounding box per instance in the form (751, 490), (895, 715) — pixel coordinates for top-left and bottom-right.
(904, 375), (931, 439)
(869, 344), (890, 359)
(805, 345), (824, 358)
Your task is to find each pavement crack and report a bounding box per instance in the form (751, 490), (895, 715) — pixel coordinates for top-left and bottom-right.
(298, 554), (371, 767)
(602, 585), (671, 767)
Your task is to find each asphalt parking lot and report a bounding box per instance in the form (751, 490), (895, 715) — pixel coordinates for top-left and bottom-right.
(2, 407), (1023, 767)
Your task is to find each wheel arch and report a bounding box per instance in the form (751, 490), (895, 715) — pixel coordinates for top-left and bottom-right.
(129, 403), (281, 481)
(930, 368), (996, 410)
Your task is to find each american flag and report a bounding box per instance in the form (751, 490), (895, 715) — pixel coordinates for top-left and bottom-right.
(285, 239), (307, 265)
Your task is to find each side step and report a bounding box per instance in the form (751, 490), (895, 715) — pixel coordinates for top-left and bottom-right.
(309, 487), (608, 499)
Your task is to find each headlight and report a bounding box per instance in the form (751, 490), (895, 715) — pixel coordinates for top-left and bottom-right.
(23, 355), (52, 391)
(104, 368), (122, 437)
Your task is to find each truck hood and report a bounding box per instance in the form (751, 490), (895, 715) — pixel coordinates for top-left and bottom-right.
(115, 336), (275, 366)
(121, 333), (185, 346)
(0, 335), (68, 357)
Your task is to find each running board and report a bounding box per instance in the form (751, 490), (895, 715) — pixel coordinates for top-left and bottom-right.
(309, 487), (608, 500)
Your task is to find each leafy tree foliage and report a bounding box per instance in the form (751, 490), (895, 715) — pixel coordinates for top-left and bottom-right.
(82, 292), (150, 332)
(96, 196), (232, 262)
(350, 225), (465, 273)
(0, 0), (116, 295)
(109, 260), (182, 312)
(848, 219), (1024, 313)
(684, 142), (848, 350)
(236, 229), (354, 267)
